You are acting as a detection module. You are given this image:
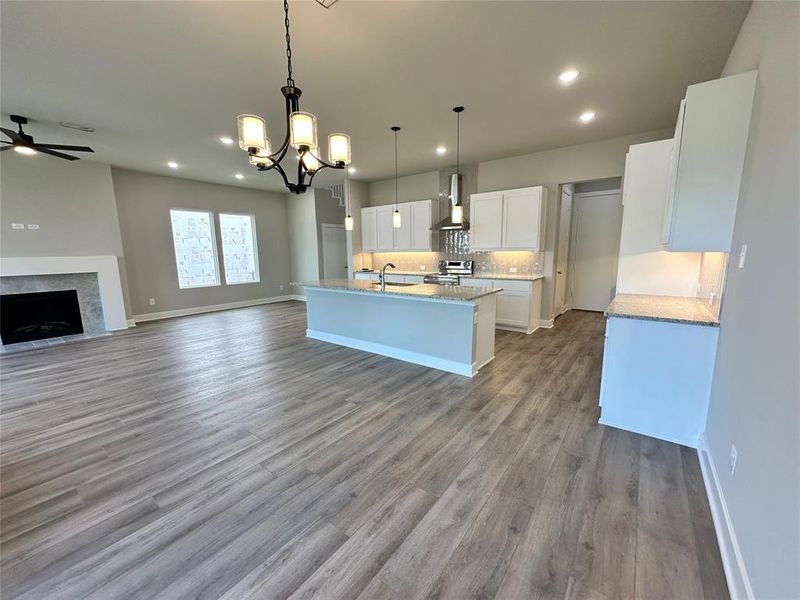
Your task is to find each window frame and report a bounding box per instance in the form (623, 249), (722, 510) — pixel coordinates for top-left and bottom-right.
(218, 211), (261, 285)
(169, 208), (221, 289)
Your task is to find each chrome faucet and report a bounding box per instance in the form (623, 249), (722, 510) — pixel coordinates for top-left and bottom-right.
(379, 263), (396, 291)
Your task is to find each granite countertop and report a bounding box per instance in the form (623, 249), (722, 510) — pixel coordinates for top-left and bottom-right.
(465, 273), (544, 281)
(605, 294), (720, 327)
(294, 279), (501, 302)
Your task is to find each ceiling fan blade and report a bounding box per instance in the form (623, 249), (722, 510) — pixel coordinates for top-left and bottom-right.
(0, 145), (13, 151)
(35, 144), (94, 153)
(37, 148), (80, 161)
(1, 128), (24, 143)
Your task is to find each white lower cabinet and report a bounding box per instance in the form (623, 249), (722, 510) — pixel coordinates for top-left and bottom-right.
(461, 278), (543, 334)
(598, 316), (719, 447)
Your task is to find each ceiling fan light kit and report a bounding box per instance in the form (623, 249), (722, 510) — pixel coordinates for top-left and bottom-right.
(1, 114), (95, 161)
(236, 0), (350, 194)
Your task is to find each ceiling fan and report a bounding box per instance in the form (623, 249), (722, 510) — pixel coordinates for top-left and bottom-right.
(1, 115), (94, 161)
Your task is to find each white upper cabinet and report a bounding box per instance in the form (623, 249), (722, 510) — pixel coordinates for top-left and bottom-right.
(470, 186), (546, 251)
(410, 200), (438, 251)
(503, 187), (545, 249)
(469, 192), (504, 249)
(361, 207), (378, 251)
(393, 203), (412, 250)
(360, 199), (438, 252)
(663, 71), (757, 252)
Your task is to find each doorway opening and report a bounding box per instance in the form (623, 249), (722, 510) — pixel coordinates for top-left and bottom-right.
(553, 177), (623, 316)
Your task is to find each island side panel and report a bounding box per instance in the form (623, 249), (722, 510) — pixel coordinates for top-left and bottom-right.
(305, 288), (476, 376)
(473, 294), (496, 372)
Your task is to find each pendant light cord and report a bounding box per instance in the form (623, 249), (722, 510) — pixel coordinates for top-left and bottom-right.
(456, 110), (460, 175)
(394, 129), (398, 209)
(284, 0), (294, 87)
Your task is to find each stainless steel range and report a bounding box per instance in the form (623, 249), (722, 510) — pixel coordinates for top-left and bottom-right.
(423, 259), (474, 286)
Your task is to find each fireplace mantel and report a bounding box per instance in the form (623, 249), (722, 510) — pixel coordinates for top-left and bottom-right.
(0, 256), (129, 330)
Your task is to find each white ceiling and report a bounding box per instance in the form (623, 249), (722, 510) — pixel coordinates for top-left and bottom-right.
(1, 0), (749, 192)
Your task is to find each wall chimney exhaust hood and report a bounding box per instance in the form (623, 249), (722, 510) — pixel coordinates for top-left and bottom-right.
(432, 172), (470, 230)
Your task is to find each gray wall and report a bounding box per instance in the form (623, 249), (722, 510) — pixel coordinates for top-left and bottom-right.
(0, 152), (132, 315)
(111, 167), (291, 317)
(368, 170), (439, 206)
(573, 177), (622, 194)
(287, 189), (319, 285)
(705, 3), (800, 598)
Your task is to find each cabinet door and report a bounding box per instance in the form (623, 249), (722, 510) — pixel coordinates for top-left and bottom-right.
(394, 203), (412, 250)
(502, 187), (543, 249)
(470, 192), (504, 250)
(668, 71), (757, 251)
(360, 207), (378, 251)
(495, 292), (530, 327)
(661, 100), (686, 245)
(410, 200), (433, 250)
(376, 205), (395, 250)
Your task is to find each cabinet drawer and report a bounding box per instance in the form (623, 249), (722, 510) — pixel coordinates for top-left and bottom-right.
(491, 279), (531, 292)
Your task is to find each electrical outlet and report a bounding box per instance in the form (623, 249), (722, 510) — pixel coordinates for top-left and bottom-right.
(419, 265), (426, 271)
(510, 267), (518, 273)
(738, 244), (747, 268)
(11, 223), (25, 230)
(149, 298), (156, 306)
(279, 284), (284, 291)
(729, 444), (738, 476)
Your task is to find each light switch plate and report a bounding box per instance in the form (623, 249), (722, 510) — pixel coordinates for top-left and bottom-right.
(11, 223), (25, 230)
(27, 224), (39, 230)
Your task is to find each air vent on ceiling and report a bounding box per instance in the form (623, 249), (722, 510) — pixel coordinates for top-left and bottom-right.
(59, 122), (95, 133)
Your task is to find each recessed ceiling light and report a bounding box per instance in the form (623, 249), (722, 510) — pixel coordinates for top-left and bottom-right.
(167, 161), (179, 169)
(559, 69), (579, 84)
(348, 167), (357, 174)
(13, 146), (37, 156)
(579, 111), (596, 123)
(219, 136), (234, 145)
(436, 146), (447, 155)
(234, 173), (244, 180)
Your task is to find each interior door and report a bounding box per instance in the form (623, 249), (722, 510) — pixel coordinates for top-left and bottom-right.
(554, 185), (573, 314)
(322, 224), (348, 279)
(572, 191), (623, 311)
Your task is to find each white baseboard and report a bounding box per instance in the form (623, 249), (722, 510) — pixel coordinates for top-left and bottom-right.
(539, 318), (555, 329)
(133, 295), (295, 323)
(306, 329), (474, 377)
(290, 294), (306, 301)
(125, 319), (137, 328)
(697, 433), (754, 600)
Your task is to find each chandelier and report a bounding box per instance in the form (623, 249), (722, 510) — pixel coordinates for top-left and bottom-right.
(236, 0), (351, 194)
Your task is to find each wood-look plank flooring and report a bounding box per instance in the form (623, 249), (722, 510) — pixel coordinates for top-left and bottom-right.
(0, 302), (728, 599)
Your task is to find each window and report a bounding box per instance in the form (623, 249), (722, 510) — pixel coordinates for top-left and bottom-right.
(170, 209), (220, 288)
(219, 213), (259, 284)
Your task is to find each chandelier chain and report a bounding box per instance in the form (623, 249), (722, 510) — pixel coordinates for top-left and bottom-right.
(284, 0), (294, 86)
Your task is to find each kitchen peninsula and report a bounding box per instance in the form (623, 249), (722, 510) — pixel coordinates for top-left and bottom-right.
(295, 279), (501, 376)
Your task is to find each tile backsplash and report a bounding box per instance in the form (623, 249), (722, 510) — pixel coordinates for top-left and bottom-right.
(368, 230), (542, 276)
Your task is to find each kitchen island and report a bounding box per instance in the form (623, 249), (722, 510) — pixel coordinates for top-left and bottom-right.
(295, 279), (501, 376)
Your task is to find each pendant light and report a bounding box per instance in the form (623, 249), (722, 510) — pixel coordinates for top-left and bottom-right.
(451, 106), (465, 224)
(235, 0), (351, 194)
(344, 167), (354, 231)
(391, 126), (401, 228)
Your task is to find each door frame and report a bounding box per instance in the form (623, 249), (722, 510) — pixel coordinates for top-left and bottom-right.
(568, 189), (622, 311)
(554, 184), (574, 316)
(321, 223), (348, 280)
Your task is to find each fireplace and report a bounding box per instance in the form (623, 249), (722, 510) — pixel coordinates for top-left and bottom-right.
(1, 290), (84, 345)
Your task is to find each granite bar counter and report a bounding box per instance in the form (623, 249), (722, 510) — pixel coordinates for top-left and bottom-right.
(293, 280), (501, 376)
(605, 293), (720, 327)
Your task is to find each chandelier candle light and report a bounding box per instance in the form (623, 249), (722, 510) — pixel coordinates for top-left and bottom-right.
(236, 0), (351, 193)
